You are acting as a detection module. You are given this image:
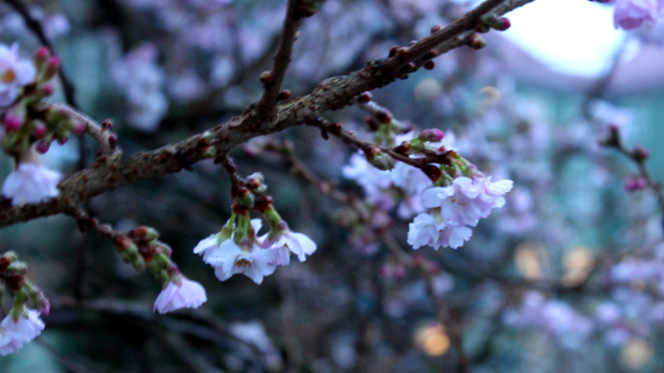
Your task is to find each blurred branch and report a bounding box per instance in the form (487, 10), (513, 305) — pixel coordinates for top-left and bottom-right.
(602, 128), (664, 229)
(34, 338), (94, 373)
(0, 0), (535, 227)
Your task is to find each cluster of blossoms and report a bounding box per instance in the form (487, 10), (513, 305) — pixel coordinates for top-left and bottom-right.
(611, 0), (664, 30)
(111, 43), (169, 132)
(0, 44), (85, 206)
(0, 251), (50, 355)
(109, 226), (207, 314)
(503, 291), (594, 349)
(194, 172), (317, 284)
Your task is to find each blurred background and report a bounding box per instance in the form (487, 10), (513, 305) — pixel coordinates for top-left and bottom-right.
(1, 0), (664, 372)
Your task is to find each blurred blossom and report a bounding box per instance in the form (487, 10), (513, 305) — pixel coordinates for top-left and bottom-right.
(167, 69), (206, 103)
(503, 291), (593, 348)
(111, 43), (168, 132)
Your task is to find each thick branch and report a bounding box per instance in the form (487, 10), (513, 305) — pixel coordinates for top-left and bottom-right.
(0, 0), (535, 227)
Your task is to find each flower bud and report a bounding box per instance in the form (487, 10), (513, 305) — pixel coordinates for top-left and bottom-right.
(370, 152), (395, 171)
(35, 140), (51, 154)
(6, 262), (27, 275)
(633, 145), (650, 162)
(467, 34), (486, 50)
(34, 47), (51, 70)
(42, 57), (60, 81)
(4, 114), (23, 132)
(625, 177), (648, 191)
(235, 187), (255, 208)
(419, 129), (444, 142)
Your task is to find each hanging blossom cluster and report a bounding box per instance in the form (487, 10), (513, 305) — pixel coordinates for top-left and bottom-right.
(0, 44), (85, 206)
(194, 172), (317, 284)
(0, 251), (50, 355)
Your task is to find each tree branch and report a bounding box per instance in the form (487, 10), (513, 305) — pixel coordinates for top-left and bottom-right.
(0, 0), (535, 227)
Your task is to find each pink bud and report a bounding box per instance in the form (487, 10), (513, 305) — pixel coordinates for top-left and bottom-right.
(35, 140), (51, 154)
(394, 265), (406, 280)
(34, 123), (47, 138)
(419, 129), (445, 142)
(57, 135), (68, 145)
(625, 177), (648, 191)
(42, 57), (60, 81)
(41, 83), (54, 96)
(34, 47), (50, 68)
(4, 114), (22, 132)
(493, 18), (511, 31)
(380, 264), (393, 279)
(73, 121), (86, 135)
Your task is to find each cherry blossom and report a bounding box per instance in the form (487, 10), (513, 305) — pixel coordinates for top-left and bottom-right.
(0, 308), (45, 356)
(407, 213), (472, 250)
(422, 176), (513, 227)
(153, 276), (207, 314)
(613, 0), (661, 30)
(204, 240), (288, 284)
(262, 230), (317, 262)
(1, 163), (62, 206)
(0, 43), (36, 107)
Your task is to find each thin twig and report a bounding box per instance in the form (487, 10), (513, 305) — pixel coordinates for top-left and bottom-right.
(34, 338), (93, 373)
(257, 0), (302, 114)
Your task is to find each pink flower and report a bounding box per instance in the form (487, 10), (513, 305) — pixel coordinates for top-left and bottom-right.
(613, 0), (660, 30)
(1, 163), (62, 206)
(0, 43), (36, 106)
(0, 308), (45, 355)
(407, 213), (472, 250)
(422, 176), (513, 227)
(153, 277), (207, 314)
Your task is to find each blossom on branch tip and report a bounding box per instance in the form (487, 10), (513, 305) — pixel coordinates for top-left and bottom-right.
(422, 176), (513, 227)
(0, 44), (36, 107)
(1, 163), (62, 206)
(264, 230), (317, 262)
(205, 240), (287, 285)
(0, 308), (45, 356)
(613, 0), (661, 30)
(153, 276), (207, 314)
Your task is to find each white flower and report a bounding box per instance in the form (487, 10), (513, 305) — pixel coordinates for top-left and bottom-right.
(408, 213), (441, 249)
(153, 277), (207, 314)
(391, 161), (432, 196)
(193, 219), (262, 261)
(205, 240), (288, 284)
(265, 230), (317, 262)
(2, 163), (62, 206)
(407, 213), (472, 250)
(342, 152), (392, 196)
(0, 43), (36, 107)
(0, 308), (45, 355)
(422, 176), (513, 226)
